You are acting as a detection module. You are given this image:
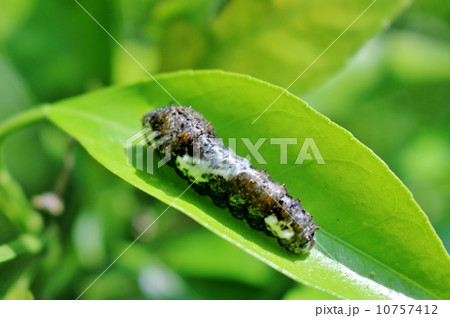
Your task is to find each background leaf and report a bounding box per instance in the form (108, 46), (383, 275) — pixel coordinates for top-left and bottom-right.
(46, 70), (449, 299)
(0, 233), (42, 298)
(115, 0), (410, 94)
(2, 0), (113, 102)
(0, 156), (43, 299)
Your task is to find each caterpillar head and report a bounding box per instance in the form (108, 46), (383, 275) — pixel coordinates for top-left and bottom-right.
(142, 105), (215, 154)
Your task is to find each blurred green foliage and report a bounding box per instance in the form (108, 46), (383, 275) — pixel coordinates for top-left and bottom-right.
(0, 0), (448, 299)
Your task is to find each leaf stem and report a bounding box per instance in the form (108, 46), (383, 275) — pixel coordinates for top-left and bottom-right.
(0, 105), (49, 142)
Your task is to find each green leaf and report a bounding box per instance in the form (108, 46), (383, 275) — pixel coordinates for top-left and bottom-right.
(304, 30), (450, 249)
(3, 275), (34, 300)
(0, 234), (42, 264)
(4, 285), (34, 300)
(0, 155), (43, 298)
(283, 284), (340, 300)
(0, 0), (35, 40)
(46, 70), (450, 299)
(0, 233), (42, 297)
(4, 0), (113, 101)
(0, 154), (44, 236)
(156, 229), (284, 288)
(154, 0), (409, 94)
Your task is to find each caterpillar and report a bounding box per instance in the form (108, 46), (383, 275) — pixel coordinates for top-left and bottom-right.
(142, 106), (318, 254)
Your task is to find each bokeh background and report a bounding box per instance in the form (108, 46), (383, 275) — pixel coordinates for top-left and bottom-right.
(0, 0), (448, 299)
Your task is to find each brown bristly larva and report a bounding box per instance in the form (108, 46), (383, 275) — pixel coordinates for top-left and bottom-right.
(142, 105), (319, 254)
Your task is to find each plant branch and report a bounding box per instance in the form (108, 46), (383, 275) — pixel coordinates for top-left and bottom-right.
(0, 105), (49, 142)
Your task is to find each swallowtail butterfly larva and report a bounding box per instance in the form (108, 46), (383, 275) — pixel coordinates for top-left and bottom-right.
(143, 106), (318, 254)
